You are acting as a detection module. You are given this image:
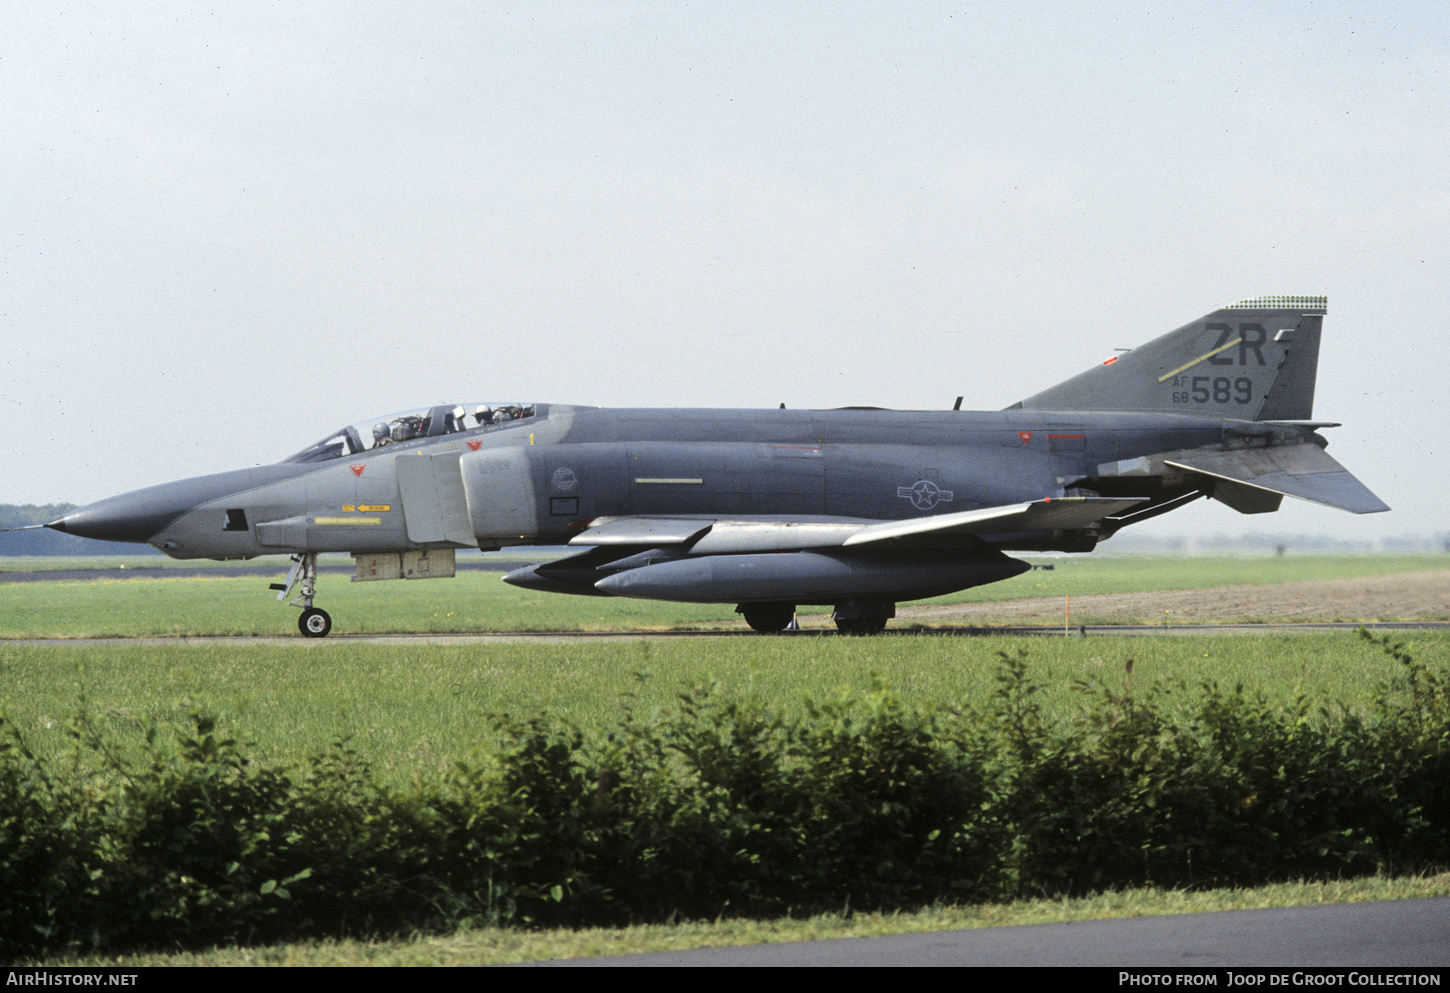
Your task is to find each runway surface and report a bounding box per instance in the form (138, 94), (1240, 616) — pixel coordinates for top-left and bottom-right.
(6, 565), (1445, 642)
(6, 620), (1449, 649)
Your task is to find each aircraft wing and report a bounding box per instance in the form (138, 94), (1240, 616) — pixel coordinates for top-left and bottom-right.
(840, 497), (1146, 546)
(565, 497), (1145, 553)
(1165, 444), (1389, 515)
(510, 497), (1140, 605)
(568, 517), (716, 545)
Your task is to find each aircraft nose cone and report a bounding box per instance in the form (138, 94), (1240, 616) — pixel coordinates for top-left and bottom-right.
(45, 464), (316, 546)
(47, 485), (205, 544)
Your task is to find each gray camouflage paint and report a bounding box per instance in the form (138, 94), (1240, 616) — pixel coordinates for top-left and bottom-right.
(45, 297), (1387, 631)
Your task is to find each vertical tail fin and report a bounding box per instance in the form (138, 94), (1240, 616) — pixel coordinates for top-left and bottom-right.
(1010, 295), (1326, 421)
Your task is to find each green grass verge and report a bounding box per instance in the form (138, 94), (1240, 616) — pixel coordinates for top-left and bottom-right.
(30, 872), (1450, 966)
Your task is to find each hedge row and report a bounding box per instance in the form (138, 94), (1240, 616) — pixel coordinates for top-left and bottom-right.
(3, 631), (1448, 959)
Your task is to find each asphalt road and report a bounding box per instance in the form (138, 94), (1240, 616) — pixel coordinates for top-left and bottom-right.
(521, 898), (1450, 968)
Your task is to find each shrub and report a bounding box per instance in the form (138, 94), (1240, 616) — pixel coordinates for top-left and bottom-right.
(3, 632), (1449, 958)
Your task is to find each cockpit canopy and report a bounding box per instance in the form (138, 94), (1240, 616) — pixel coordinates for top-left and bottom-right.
(283, 402), (538, 464)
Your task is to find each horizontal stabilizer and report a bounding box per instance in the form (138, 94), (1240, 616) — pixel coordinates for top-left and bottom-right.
(1166, 444), (1389, 515)
(842, 497), (1145, 546)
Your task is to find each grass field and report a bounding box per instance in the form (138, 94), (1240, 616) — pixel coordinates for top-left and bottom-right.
(4, 552), (1448, 965)
(3, 551), (1447, 778)
(2, 552), (1446, 639)
(5, 632), (1447, 782)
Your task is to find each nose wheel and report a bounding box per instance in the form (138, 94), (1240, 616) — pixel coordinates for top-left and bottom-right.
(273, 553), (335, 637)
(299, 607), (333, 638)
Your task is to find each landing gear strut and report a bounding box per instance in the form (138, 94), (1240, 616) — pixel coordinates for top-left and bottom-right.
(272, 553), (333, 638)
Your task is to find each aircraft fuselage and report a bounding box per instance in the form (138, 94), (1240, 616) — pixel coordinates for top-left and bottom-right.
(60, 404), (1242, 562)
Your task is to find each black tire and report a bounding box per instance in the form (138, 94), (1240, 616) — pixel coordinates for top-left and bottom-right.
(299, 607), (332, 638)
(741, 603), (796, 633)
(834, 617), (887, 635)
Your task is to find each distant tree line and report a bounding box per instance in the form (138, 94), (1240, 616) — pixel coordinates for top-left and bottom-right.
(0, 504), (158, 556)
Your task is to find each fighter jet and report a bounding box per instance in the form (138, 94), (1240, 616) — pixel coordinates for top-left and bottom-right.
(43, 296), (1387, 636)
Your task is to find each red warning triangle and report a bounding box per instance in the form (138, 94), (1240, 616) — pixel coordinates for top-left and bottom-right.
(1017, 432), (1033, 445)
(467, 440), (483, 451)
(350, 464), (366, 477)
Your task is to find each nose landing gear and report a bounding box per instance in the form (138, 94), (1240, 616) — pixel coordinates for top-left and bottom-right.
(271, 553), (333, 638)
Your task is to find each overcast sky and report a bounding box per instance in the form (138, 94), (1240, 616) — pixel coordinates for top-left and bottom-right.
(3, 1), (1446, 544)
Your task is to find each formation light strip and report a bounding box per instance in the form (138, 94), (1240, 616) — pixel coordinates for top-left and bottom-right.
(1226, 295), (1327, 311)
(1158, 337), (1244, 382)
